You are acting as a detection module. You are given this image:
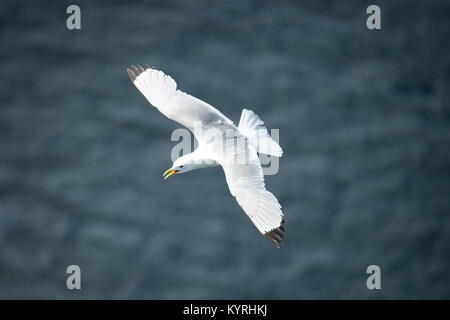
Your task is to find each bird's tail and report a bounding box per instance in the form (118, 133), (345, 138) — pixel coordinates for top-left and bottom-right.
(238, 108), (283, 157)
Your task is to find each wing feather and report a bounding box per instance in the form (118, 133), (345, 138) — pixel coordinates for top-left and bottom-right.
(220, 145), (285, 248)
(127, 65), (233, 141)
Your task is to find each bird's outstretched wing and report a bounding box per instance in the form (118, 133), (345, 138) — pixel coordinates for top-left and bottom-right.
(127, 65), (233, 139)
(219, 142), (285, 248)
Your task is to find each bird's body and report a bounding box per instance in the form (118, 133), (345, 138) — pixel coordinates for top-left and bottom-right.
(127, 65), (286, 248)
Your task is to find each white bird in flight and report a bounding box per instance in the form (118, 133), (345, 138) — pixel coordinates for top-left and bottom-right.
(127, 65), (285, 248)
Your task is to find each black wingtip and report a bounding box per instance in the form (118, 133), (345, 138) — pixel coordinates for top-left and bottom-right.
(264, 219), (286, 248)
(127, 64), (149, 82)
(127, 68), (136, 81)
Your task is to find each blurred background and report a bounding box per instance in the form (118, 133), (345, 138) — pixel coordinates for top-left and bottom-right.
(0, 0), (449, 299)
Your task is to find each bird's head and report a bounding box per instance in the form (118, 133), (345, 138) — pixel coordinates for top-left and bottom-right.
(163, 156), (196, 180)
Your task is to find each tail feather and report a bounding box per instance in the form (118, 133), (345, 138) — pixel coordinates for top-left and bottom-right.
(238, 108), (283, 157)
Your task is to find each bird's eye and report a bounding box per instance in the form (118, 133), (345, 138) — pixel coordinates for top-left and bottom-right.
(180, 165), (184, 168)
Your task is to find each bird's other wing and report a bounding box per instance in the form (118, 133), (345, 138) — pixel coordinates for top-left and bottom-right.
(217, 138), (285, 248)
(127, 65), (233, 141)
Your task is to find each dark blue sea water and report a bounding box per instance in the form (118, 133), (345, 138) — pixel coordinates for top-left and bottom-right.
(0, 0), (449, 298)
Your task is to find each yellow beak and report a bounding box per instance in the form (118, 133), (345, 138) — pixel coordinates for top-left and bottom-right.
(163, 168), (179, 180)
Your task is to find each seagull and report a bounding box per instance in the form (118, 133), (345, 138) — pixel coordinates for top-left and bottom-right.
(127, 65), (285, 248)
